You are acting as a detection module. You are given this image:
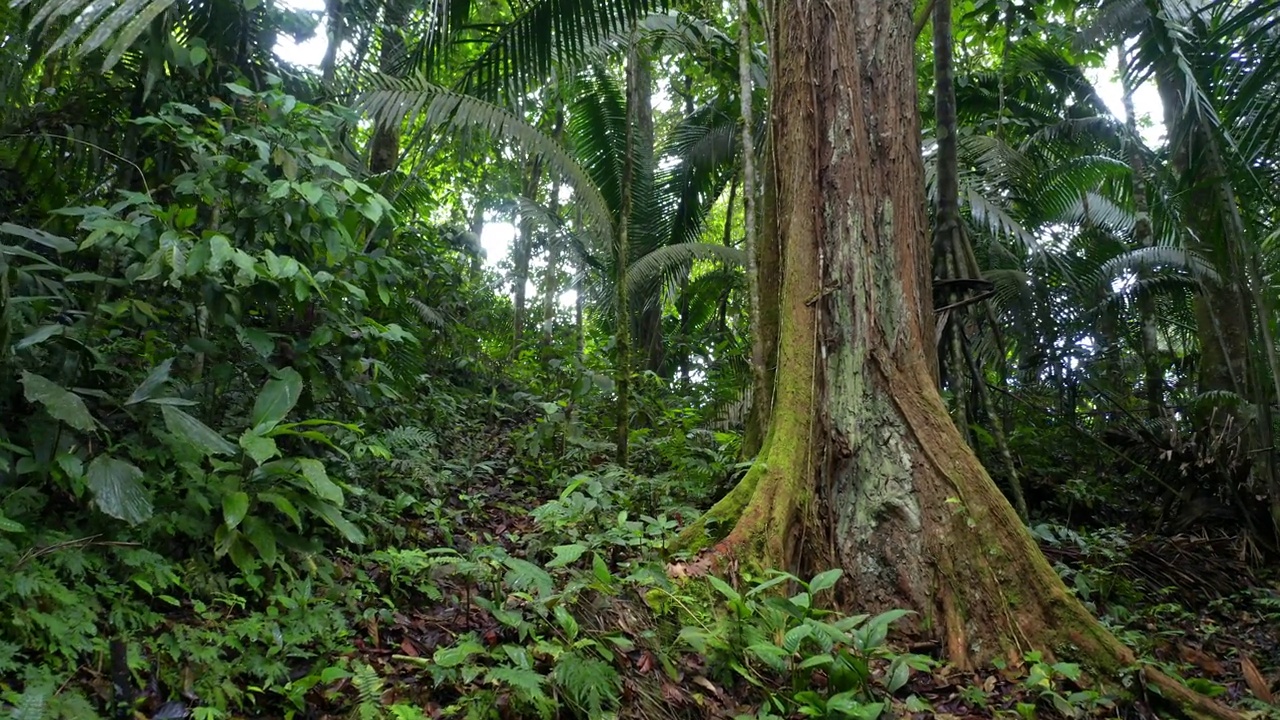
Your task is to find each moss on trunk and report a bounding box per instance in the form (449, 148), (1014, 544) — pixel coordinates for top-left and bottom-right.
(674, 1), (1245, 716)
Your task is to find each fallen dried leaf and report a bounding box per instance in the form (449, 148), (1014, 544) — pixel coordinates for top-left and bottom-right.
(1241, 654), (1274, 704)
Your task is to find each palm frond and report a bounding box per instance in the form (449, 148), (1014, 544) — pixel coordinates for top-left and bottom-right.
(626, 242), (745, 297)
(456, 0), (663, 103)
(1093, 244), (1219, 289)
(358, 74), (613, 244)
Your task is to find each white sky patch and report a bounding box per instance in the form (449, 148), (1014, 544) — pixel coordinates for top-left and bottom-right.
(275, 0), (326, 67)
(1086, 47), (1165, 147)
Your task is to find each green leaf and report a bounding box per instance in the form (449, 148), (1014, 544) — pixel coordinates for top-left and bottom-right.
(553, 604), (579, 640)
(21, 372), (95, 432)
(798, 653), (834, 670)
(503, 557), (554, 598)
(0, 512), (25, 533)
(546, 543), (588, 568)
(86, 455), (152, 525)
(127, 358), (174, 404)
(486, 667), (546, 701)
(359, 199), (383, 224)
(434, 638), (485, 668)
(208, 235), (234, 273)
(886, 659), (911, 694)
(825, 694), (882, 719)
(14, 324), (64, 350)
(239, 431), (279, 464)
(221, 491), (249, 530)
(0, 222), (76, 252)
(251, 368), (302, 431)
(300, 497), (365, 543)
(808, 568), (842, 595)
(259, 492), (302, 528)
(162, 406), (236, 456)
(243, 516), (278, 565)
(707, 575), (741, 604)
(296, 458), (343, 504)
(782, 624), (813, 653)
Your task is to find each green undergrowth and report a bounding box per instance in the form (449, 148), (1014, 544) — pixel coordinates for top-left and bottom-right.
(1, 449), (1130, 719)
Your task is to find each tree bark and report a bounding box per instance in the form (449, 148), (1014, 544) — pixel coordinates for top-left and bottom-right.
(1118, 47), (1163, 418)
(738, 0), (769, 459)
(614, 35), (649, 466)
(369, 0), (407, 175)
(674, 0), (1244, 712)
(513, 157), (544, 349)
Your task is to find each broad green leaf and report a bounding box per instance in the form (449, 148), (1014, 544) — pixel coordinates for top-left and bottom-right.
(546, 543), (588, 568)
(251, 368), (302, 431)
(14, 325), (64, 350)
(227, 536), (254, 572)
(296, 458), (343, 504)
(359, 199), (383, 224)
(434, 638), (485, 668)
(0, 222), (76, 252)
(886, 659), (911, 693)
(21, 372), (95, 432)
(299, 497), (365, 543)
(162, 406), (236, 456)
(243, 516), (278, 565)
(808, 568), (843, 595)
(798, 653), (835, 669)
(553, 604), (578, 640)
(782, 624), (813, 653)
(86, 455), (152, 525)
(0, 512), (24, 533)
(297, 182), (323, 204)
(259, 492), (302, 528)
(127, 358), (174, 404)
(208, 235), (234, 273)
(706, 574), (741, 604)
(145, 397), (199, 406)
(223, 491), (249, 529)
(239, 431), (279, 464)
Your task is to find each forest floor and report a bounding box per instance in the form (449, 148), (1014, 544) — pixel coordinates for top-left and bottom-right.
(280, 420), (1280, 720)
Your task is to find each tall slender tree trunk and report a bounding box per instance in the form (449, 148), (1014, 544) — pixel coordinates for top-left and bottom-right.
(541, 183), (562, 344)
(737, 0), (769, 459)
(933, 0), (1024, 518)
(542, 108), (566, 345)
(513, 158), (545, 349)
(615, 35), (649, 466)
(369, 0), (406, 174)
(1118, 49), (1163, 418)
(673, 1), (1242, 713)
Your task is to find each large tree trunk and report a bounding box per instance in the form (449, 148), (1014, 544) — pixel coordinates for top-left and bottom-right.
(675, 0), (1242, 713)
